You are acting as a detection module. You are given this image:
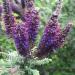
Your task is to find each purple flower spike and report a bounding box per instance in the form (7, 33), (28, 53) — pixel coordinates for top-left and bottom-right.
(24, 10), (40, 48)
(36, 0), (63, 58)
(24, 0), (39, 48)
(12, 23), (30, 57)
(3, 0), (15, 37)
(36, 21), (72, 58)
(36, 20), (62, 57)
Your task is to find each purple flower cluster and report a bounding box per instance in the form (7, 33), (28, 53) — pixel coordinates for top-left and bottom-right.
(19, 0), (40, 48)
(3, 0), (15, 36)
(36, 17), (72, 58)
(35, 0), (72, 58)
(3, 0), (39, 57)
(36, 16), (62, 57)
(11, 23), (30, 57)
(3, 0), (72, 58)
(23, 10), (39, 48)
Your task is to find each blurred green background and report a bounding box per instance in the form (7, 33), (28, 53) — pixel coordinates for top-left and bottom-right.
(0, 0), (75, 75)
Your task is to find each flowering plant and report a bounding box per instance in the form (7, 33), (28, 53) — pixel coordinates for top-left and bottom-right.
(2, 0), (72, 59)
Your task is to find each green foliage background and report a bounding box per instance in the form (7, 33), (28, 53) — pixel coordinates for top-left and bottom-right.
(0, 0), (75, 75)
